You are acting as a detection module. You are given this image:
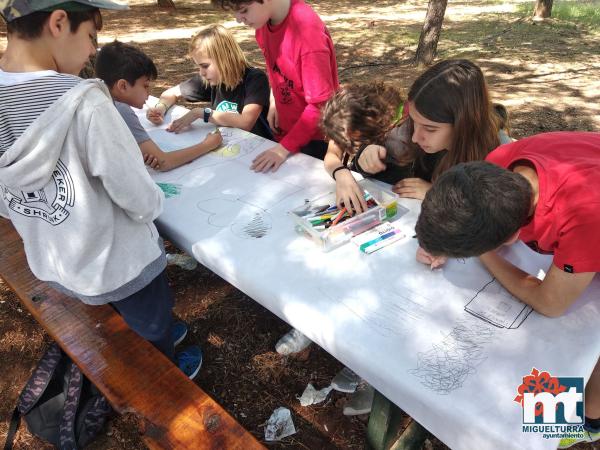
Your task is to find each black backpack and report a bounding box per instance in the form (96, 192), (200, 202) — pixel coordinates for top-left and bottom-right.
(3, 343), (112, 450)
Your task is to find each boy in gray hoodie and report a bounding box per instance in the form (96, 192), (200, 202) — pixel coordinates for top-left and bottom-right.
(0, 0), (201, 379)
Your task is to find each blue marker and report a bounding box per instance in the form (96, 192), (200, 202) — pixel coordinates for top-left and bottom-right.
(359, 229), (403, 252)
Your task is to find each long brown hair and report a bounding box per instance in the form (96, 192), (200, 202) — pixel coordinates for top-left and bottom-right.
(404, 59), (501, 179)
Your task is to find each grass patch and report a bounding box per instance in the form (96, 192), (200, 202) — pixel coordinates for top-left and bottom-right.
(518, 1), (600, 27)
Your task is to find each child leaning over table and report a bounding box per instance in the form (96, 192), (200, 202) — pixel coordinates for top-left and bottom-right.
(95, 40), (223, 172)
(211, 0), (340, 173)
(323, 59), (513, 214)
(146, 24), (272, 140)
(415, 132), (600, 448)
(0, 0), (201, 379)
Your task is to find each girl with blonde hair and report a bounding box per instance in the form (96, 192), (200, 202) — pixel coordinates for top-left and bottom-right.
(147, 24), (271, 138)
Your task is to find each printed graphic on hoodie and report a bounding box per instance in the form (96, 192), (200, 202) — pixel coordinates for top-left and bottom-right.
(2, 159), (74, 225)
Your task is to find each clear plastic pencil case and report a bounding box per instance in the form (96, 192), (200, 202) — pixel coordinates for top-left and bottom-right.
(289, 178), (406, 252)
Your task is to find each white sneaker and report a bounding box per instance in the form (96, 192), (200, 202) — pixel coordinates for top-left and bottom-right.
(166, 253), (198, 271)
(275, 329), (312, 355)
(343, 381), (374, 416)
(331, 367), (361, 393)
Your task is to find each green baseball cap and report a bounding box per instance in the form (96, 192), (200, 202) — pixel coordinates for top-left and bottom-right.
(1, 0), (128, 22)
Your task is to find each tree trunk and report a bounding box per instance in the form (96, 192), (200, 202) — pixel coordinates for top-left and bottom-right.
(157, 0), (175, 8)
(414, 0), (448, 67)
(533, 0), (553, 19)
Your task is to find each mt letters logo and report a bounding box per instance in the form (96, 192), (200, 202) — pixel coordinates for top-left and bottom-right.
(515, 367), (585, 440)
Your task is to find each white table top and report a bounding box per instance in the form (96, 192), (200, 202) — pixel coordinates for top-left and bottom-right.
(136, 103), (600, 450)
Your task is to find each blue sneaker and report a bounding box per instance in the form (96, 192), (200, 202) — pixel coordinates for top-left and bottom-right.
(172, 321), (188, 346)
(176, 345), (202, 379)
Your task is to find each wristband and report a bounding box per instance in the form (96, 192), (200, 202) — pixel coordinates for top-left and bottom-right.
(331, 165), (350, 181)
(351, 144), (371, 176)
(155, 101), (170, 112)
(203, 107), (212, 123)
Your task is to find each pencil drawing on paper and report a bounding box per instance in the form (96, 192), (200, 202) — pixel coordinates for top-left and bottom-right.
(317, 283), (432, 338)
(409, 321), (496, 394)
(465, 278), (533, 329)
(196, 197), (274, 240)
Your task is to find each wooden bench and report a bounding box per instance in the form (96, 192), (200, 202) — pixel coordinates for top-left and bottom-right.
(0, 218), (264, 450)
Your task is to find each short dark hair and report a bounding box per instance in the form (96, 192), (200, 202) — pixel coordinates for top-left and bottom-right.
(320, 82), (404, 156)
(415, 161), (532, 258)
(95, 41), (158, 88)
(210, 0), (263, 10)
(6, 8), (102, 40)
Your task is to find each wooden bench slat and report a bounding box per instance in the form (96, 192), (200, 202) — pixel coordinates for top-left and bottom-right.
(0, 218), (264, 450)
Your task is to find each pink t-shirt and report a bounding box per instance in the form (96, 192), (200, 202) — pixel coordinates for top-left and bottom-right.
(256, 0), (339, 153)
(486, 131), (600, 273)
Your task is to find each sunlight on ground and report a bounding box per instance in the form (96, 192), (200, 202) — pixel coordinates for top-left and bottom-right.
(0, 0), (598, 130)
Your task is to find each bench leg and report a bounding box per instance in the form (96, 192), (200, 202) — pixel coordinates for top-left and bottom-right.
(367, 390), (429, 450)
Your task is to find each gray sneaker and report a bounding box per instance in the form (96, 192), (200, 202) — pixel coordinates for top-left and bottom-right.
(166, 253), (198, 271)
(275, 328), (312, 355)
(331, 367), (361, 393)
(343, 381), (374, 416)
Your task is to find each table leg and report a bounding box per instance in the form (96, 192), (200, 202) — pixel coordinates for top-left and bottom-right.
(367, 390), (429, 450)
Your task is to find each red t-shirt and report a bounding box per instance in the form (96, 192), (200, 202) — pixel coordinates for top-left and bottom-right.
(255, 0), (339, 153)
(486, 131), (600, 273)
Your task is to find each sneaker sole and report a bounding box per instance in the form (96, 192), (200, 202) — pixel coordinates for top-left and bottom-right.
(343, 407), (372, 416)
(173, 328), (188, 347)
(331, 382), (358, 393)
(187, 362), (201, 380)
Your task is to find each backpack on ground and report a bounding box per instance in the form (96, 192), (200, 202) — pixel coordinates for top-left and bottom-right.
(3, 343), (112, 450)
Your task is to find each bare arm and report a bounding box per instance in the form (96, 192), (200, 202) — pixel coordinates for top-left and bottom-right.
(210, 103), (264, 132)
(139, 130), (222, 172)
(479, 251), (595, 317)
(324, 140), (367, 214)
(146, 85), (183, 125)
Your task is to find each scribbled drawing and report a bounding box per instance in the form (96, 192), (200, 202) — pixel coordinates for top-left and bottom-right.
(214, 143), (241, 157)
(317, 284), (431, 338)
(464, 279), (533, 329)
(156, 182), (182, 199)
(231, 212), (272, 239)
(409, 321), (496, 394)
(196, 197), (273, 240)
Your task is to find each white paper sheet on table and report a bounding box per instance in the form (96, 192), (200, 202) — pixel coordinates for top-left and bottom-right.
(132, 100), (600, 450)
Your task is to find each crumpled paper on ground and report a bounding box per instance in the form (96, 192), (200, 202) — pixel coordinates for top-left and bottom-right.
(264, 407), (296, 441)
(297, 383), (333, 406)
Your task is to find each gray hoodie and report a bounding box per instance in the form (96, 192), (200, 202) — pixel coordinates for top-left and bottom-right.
(0, 79), (166, 304)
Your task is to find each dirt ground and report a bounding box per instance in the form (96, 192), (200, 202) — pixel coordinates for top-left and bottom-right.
(1, 1), (599, 449)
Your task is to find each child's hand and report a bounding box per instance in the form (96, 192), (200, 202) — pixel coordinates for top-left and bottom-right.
(143, 153), (162, 170)
(146, 106), (166, 125)
(251, 144), (289, 173)
(393, 177), (432, 200)
(416, 246), (447, 270)
(167, 109), (200, 133)
(203, 129), (223, 149)
(357, 145), (387, 174)
(335, 170), (367, 215)
(267, 102), (280, 134)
